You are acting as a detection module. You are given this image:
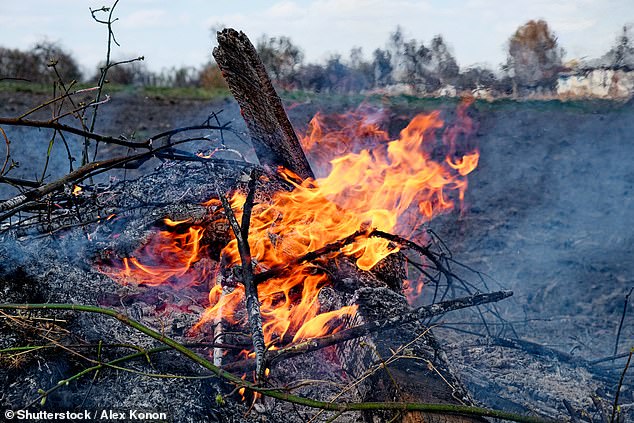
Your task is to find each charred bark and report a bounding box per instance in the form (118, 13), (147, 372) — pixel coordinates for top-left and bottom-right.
(326, 258), (488, 423)
(213, 28), (315, 180)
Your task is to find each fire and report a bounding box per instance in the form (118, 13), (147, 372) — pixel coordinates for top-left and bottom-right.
(103, 219), (211, 289)
(101, 101), (478, 351)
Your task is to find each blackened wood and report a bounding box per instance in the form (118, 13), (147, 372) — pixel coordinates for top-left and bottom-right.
(221, 290), (512, 373)
(321, 256), (487, 423)
(213, 28), (315, 180)
(217, 187), (266, 377)
(348, 287), (489, 423)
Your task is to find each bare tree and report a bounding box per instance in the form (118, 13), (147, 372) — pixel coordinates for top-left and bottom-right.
(602, 24), (634, 69)
(505, 20), (563, 94)
(0, 41), (81, 84)
(372, 48), (393, 87)
(430, 35), (459, 86)
(347, 47), (374, 92)
(256, 35), (304, 88)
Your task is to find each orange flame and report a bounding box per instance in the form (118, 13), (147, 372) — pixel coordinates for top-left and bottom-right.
(101, 102), (478, 350)
(103, 218), (210, 289)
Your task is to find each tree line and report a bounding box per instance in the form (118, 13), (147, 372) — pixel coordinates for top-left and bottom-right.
(1, 20), (632, 97)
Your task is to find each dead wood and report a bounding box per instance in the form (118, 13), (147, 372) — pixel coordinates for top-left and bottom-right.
(253, 228), (369, 285)
(221, 290), (512, 373)
(347, 287), (489, 423)
(216, 174), (266, 377)
(213, 28), (315, 180)
(0, 116), (150, 149)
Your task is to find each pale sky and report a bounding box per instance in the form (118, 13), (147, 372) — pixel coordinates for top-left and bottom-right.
(2, 0), (632, 76)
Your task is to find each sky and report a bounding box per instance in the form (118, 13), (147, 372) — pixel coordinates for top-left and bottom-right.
(2, 0), (633, 76)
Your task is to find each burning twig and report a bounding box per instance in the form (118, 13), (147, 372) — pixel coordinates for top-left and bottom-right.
(253, 228), (370, 285)
(216, 171), (266, 378)
(0, 303), (554, 423)
(223, 290), (513, 372)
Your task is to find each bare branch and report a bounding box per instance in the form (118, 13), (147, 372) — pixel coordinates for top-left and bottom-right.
(216, 184), (266, 377)
(223, 290), (513, 372)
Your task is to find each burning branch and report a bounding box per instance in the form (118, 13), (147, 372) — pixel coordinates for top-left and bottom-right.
(252, 228), (370, 285)
(216, 170), (266, 378)
(223, 290), (513, 372)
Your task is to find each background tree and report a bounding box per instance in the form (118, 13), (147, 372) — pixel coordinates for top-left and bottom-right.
(386, 27), (460, 94)
(372, 48), (393, 87)
(347, 46), (374, 92)
(323, 54), (350, 93)
(456, 66), (496, 91)
(256, 35), (304, 88)
(199, 63), (228, 90)
(0, 41), (81, 83)
(601, 24), (634, 68)
(505, 20), (563, 93)
(0, 47), (39, 81)
(401, 38), (435, 93)
(296, 63), (328, 92)
(429, 35), (459, 86)
(387, 27), (434, 93)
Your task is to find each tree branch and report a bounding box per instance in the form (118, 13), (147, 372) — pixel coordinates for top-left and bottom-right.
(225, 290), (513, 372)
(217, 182), (266, 377)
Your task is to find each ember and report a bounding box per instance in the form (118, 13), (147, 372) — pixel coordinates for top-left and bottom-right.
(102, 101), (478, 349)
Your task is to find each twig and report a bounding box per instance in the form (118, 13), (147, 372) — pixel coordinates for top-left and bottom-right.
(240, 168), (259, 241)
(0, 117), (150, 149)
(217, 181), (266, 378)
(0, 117), (228, 150)
(16, 86), (100, 120)
(0, 155), (139, 213)
(0, 303), (553, 423)
(25, 345), (173, 408)
(562, 399), (579, 423)
(253, 228), (369, 285)
(610, 347), (633, 423)
(613, 287), (633, 359)
(0, 127), (11, 175)
(0, 132), (230, 222)
(590, 352), (632, 366)
(87, 0), (121, 164)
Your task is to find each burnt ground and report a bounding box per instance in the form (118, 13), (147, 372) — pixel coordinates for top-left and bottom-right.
(0, 89), (633, 421)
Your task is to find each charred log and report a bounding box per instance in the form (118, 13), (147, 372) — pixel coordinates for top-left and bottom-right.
(315, 256), (487, 423)
(213, 28), (315, 180)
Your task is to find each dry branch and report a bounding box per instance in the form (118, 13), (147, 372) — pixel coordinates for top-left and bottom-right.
(0, 303), (554, 423)
(222, 290), (513, 372)
(0, 118), (227, 150)
(217, 179), (266, 377)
